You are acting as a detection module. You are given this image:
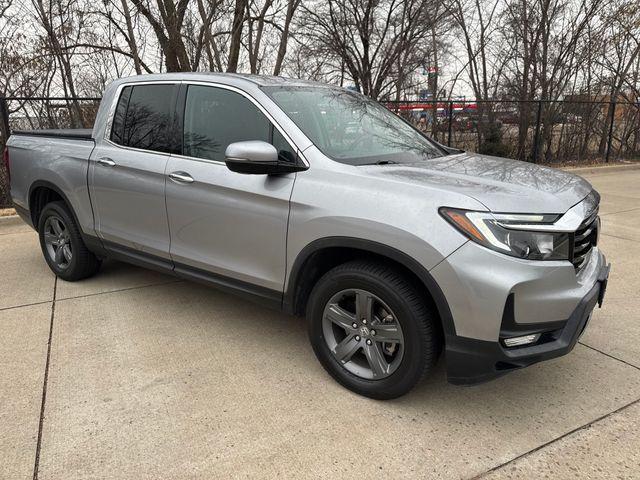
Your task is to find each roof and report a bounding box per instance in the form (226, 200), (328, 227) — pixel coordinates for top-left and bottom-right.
(113, 72), (331, 89)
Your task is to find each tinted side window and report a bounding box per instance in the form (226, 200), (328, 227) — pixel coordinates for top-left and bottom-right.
(119, 84), (177, 153)
(110, 86), (131, 145)
(272, 128), (297, 163)
(183, 86), (269, 162)
(184, 85), (295, 163)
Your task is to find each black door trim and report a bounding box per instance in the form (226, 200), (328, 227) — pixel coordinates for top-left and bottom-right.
(99, 239), (282, 309)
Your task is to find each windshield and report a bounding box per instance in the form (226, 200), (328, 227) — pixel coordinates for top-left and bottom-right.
(262, 86), (445, 165)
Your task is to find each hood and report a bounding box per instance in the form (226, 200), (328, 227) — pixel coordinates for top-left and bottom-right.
(359, 153), (593, 213)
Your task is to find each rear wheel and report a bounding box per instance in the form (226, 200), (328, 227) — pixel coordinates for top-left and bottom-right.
(307, 260), (440, 399)
(37, 201), (101, 281)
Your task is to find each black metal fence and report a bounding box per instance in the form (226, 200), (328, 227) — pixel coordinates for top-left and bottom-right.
(1, 96), (639, 208)
(0, 96), (101, 208)
(386, 98), (639, 165)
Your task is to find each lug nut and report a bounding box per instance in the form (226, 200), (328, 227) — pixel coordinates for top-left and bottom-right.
(362, 319), (367, 325)
(355, 335), (361, 341)
(371, 330), (376, 336)
(366, 339), (372, 345)
(352, 322), (358, 329)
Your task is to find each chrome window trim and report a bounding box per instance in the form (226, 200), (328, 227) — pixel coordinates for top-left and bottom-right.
(103, 79), (309, 167)
(102, 138), (171, 156)
(169, 152), (226, 166)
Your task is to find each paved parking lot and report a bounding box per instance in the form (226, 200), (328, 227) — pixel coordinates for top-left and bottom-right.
(1, 166), (639, 479)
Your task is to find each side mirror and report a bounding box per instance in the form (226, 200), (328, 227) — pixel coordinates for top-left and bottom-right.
(224, 140), (307, 175)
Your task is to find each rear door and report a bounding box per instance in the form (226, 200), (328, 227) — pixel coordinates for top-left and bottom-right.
(89, 83), (179, 261)
(165, 83), (299, 295)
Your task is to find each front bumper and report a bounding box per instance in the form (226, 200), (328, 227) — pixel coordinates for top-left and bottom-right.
(445, 261), (610, 385)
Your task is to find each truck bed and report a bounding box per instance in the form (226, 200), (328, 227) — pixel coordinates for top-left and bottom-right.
(11, 128), (93, 141)
(7, 128), (97, 234)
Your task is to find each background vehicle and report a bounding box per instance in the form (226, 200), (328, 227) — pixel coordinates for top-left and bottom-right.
(6, 73), (609, 399)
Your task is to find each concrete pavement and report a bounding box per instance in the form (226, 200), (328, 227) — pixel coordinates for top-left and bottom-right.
(1, 166), (639, 479)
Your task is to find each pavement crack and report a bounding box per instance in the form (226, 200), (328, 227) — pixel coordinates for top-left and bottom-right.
(601, 233), (640, 243)
(32, 276), (57, 480)
(0, 299), (53, 312)
(578, 341), (640, 371)
(600, 206), (640, 217)
(471, 396), (640, 479)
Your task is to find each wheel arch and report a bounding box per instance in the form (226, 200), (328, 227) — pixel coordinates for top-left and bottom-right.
(28, 180), (78, 228)
(28, 180), (106, 256)
(284, 237), (456, 337)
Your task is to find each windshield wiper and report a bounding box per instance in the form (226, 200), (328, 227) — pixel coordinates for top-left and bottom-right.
(361, 160), (397, 165)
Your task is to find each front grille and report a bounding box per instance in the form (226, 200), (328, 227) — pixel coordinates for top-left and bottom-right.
(571, 207), (599, 271)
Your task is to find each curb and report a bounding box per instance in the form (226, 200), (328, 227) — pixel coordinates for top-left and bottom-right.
(0, 213), (19, 223)
(561, 163), (640, 175)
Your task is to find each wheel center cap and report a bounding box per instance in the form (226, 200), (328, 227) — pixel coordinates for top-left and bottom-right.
(359, 326), (370, 337)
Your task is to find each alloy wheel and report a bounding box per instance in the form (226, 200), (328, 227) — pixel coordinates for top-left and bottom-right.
(322, 288), (405, 380)
(43, 215), (72, 269)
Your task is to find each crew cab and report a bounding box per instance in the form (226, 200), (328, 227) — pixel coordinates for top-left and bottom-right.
(6, 73), (610, 398)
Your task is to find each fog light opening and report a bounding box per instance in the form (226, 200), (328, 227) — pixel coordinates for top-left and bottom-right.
(502, 333), (541, 348)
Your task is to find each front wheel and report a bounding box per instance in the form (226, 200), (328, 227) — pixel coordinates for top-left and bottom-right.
(307, 260), (440, 399)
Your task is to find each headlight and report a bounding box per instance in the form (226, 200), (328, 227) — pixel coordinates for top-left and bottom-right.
(439, 207), (570, 260)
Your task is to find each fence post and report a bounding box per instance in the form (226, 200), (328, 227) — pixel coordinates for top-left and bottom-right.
(0, 97), (10, 143)
(532, 100), (542, 163)
(605, 101), (616, 163)
(431, 99), (437, 141)
(447, 101), (453, 147)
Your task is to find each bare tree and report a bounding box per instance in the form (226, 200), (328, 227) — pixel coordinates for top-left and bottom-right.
(246, 0), (273, 73)
(130, 0), (192, 71)
(226, 0), (247, 72)
(445, 0), (506, 149)
(31, 0), (86, 126)
(594, 0), (640, 156)
(300, 0), (440, 99)
(1, 0), (640, 166)
(273, 0), (301, 75)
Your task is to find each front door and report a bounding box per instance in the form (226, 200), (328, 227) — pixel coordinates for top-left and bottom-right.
(89, 83), (179, 260)
(165, 84), (298, 294)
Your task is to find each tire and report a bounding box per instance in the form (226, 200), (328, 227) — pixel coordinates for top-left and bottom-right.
(307, 260), (440, 399)
(37, 201), (101, 281)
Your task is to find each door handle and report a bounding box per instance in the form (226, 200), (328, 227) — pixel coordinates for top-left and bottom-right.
(169, 171), (194, 184)
(97, 157), (116, 167)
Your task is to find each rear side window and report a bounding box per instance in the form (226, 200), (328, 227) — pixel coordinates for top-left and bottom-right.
(183, 85), (296, 163)
(110, 84), (177, 153)
(110, 86), (131, 145)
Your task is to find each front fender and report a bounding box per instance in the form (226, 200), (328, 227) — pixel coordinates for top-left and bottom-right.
(284, 235), (458, 337)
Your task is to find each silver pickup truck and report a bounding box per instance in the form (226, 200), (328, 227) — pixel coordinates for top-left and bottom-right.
(6, 73), (610, 399)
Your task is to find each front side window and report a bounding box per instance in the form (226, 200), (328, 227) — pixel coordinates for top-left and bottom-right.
(263, 86), (445, 165)
(110, 84), (177, 153)
(183, 85), (296, 163)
